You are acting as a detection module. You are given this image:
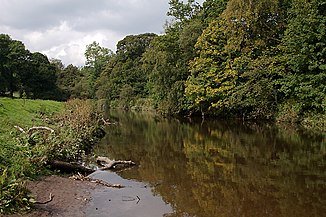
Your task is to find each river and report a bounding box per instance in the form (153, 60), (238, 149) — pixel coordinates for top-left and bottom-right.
(86, 110), (326, 217)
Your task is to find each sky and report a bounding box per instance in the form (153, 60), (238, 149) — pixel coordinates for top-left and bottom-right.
(0, 0), (172, 66)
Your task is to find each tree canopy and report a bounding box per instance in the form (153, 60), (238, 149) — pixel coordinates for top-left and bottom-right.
(1, 0), (325, 128)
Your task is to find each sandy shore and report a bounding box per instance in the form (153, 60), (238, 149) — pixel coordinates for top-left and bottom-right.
(1, 175), (98, 217)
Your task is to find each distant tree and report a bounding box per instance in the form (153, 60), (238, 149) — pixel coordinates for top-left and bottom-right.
(96, 34), (156, 108)
(50, 58), (65, 72)
(85, 41), (113, 77)
(0, 34), (12, 95)
(167, 0), (201, 23)
(0, 34), (29, 97)
(56, 64), (82, 99)
(116, 33), (157, 61)
(22, 52), (60, 99)
(82, 41), (114, 99)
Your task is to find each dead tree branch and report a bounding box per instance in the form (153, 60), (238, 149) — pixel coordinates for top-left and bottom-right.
(70, 173), (124, 188)
(96, 156), (136, 170)
(48, 160), (95, 174)
(14, 125), (55, 134)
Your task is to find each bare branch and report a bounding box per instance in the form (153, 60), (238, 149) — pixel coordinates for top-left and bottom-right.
(96, 156), (136, 170)
(14, 126), (55, 134)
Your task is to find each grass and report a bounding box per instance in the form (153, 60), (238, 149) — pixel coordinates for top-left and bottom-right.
(0, 97), (63, 128)
(0, 97), (63, 213)
(0, 98), (104, 214)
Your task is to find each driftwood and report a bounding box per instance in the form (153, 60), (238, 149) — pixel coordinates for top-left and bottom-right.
(47, 156), (136, 174)
(70, 173), (124, 188)
(14, 125), (55, 135)
(48, 160), (95, 174)
(96, 156), (136, 170)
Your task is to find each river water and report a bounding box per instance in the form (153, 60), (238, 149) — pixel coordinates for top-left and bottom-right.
(86, 111), (326, 217)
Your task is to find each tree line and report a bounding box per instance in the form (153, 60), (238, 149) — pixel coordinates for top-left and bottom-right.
(1, 0), (325, 125)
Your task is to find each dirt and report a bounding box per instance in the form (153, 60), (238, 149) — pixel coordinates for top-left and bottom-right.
(1, 175), (99, 217)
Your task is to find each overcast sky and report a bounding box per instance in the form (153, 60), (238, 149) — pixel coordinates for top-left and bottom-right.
(0, 0), (174, 66)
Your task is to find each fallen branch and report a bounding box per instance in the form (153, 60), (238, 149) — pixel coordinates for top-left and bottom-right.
(27, 126), (55, 134)
(14, 125), (55, 134)
(35, 193), (54, 204)
(70, 173), (124, 188)
(48, 160), (95, 174)
(96, 156), (136, 170)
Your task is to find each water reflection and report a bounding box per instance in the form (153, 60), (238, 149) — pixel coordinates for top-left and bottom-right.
(94, 111), (326, 217)
(86, 171), (173, 217)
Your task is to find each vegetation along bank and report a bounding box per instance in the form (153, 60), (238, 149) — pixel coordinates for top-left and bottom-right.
(0, 98), (104, 213)
(1, 0), (325, 130)
(0, 0), (325, 213)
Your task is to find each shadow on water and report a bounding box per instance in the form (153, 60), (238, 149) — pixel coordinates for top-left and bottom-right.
(87, 110), (326, 217)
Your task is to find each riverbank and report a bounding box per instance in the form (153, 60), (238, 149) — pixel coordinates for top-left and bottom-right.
(1, 175), (99, 217)
(0, 98), (104, 214)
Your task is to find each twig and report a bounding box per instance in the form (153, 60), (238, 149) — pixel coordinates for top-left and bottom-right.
(70, 173), (124, 188)
(35, 193), (54, 204)
(14, 125), (26, 133)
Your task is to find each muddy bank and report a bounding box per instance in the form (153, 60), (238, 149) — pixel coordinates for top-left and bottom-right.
(1, 175), (98, 217)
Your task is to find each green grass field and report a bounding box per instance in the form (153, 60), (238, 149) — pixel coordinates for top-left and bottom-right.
(0, 98), (63, 144)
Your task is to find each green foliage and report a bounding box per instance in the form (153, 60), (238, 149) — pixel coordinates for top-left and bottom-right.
(56, 64), (82, 99)
(0, 98), (104, 213)
(0, 34), (63, 100)
(44, 99), (104, 161)
(2, 0), (324, 129)
(168, 0), (201, 23)
(96, 34), (156, 109)
(185, 19), (234, 114)
(85, 41), (114, 77)
(278, 0), (326, 114)
(0, 98), (63, 213)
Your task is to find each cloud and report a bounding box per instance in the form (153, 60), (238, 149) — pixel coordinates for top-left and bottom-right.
(0, 0), (170, 66)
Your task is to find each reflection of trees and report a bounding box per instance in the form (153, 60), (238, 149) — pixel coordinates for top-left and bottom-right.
(95, 112), (326, 217)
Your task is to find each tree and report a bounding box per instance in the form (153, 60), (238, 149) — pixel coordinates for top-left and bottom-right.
(185, 20), (236, 116)
(56, 64), (82, 99)
(167, 0), (201, 23)
(0, 34), (29, 97)
(200, 0), (228, 24)
(22, 52), (60, 99)
(0, 34), (12, 95)
(85, 41), (113, 77)
(116, 33), (156, 61)
(96, 34), (156, 108)
(277, 0), (326, 116)
(142, 32), (188, 114)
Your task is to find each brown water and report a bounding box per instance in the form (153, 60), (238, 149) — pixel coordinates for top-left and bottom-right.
(87, 111), (326, 217)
